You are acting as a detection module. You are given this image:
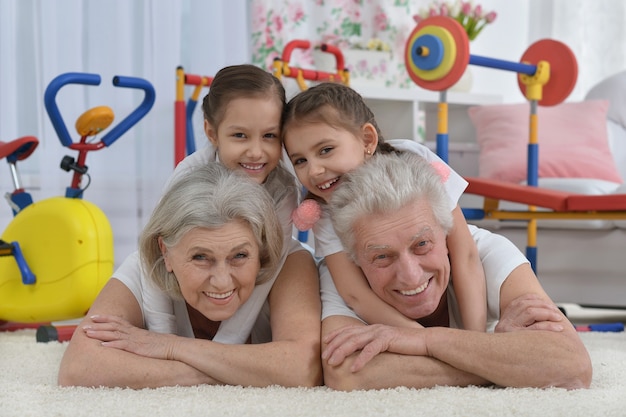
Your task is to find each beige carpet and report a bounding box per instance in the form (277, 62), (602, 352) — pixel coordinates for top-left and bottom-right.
(1, 318), (626, 417)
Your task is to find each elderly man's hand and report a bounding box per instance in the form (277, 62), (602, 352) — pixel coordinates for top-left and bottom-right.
(322, 324), (428, 372)
(495, 294), (566, 333)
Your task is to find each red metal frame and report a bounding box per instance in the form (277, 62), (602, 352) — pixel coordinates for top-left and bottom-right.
(174, 66), (213, 166)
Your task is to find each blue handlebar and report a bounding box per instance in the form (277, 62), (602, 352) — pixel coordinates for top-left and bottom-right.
(44, 72), (156, 148)
(100, 76), (156, 147)
(44, 73), (101, 147)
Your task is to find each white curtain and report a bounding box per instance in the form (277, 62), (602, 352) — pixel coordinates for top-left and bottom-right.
(530, 0), (626, 100)
(0, 0), (249, 267)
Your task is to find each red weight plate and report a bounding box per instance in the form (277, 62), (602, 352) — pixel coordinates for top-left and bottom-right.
(518, 39), (578, 106)
(405, 16), (469, 91)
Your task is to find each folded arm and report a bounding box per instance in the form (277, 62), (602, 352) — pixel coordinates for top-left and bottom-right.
(76, 250), (322, 388)
(58, 278), (217, 389)
(321, 264), (592, 391)
(161, 249), (322, 387)
(321, 315), (487, 391)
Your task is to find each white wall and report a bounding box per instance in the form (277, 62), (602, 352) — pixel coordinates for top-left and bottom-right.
(465, 1), (531, 104)
(468, 0), (626, 104)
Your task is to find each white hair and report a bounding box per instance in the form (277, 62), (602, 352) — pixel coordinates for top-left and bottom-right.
(330, 152), (454, 260)
(139, 162), (283, 298)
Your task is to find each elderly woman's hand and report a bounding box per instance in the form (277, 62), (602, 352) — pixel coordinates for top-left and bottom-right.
(495, 294), (566, 333)
(83, 314), (180, 360)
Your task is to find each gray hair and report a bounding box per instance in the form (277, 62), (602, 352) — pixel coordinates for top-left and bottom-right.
(263, 163), (299, 210)
(139, 162), (283, 299)
(330, 152), (454, 260)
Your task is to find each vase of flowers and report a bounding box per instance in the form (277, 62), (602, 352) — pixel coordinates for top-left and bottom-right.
(412, 1), (497, 91)
(412, 1), (497, 41)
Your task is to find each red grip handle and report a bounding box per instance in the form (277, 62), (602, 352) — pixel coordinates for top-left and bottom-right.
(282, 39), (311, 61)
(320, 43), (346, 71)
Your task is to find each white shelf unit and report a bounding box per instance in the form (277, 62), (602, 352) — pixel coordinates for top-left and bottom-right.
(352, 85), (502, 146)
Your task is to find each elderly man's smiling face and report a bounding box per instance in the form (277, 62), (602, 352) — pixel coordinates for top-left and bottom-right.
(352, 199), (450, 321)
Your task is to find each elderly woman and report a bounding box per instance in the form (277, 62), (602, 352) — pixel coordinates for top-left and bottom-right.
(58, 163), (322, 388)
(320, 152), (592, 391)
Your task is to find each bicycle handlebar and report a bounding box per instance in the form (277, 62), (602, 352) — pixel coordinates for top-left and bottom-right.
(103, 76), (156, 147)
(44, 73), (100, 147)
(44, 72), (156, 148)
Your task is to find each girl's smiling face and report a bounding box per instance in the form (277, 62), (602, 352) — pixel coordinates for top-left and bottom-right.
(284, 122), (378, 202)
(205, 96), (283, 184)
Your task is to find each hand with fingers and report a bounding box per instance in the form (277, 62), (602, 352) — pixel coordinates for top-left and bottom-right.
(83, 314), (179, 360)
(322, 324), (428, 373)
(495, 294), (566, 333)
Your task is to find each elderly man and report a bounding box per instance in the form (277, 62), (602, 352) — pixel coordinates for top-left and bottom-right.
(320, 152), (592, 391)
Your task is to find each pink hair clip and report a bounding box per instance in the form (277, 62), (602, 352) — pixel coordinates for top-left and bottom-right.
(430, 161), (450, 183)
(291, 199), (322, 231)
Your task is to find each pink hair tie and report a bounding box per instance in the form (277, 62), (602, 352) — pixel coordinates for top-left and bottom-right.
(291, 199), (322, 231)
(430, 161), (451, 183)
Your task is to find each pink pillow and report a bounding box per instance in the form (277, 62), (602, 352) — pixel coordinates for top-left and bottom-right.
(468, 100), (623, 184)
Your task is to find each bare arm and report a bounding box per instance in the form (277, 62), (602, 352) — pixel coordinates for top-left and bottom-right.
(446, 206), (487, 331)
(326, 251), (421, 328)
(321, 315), (487, 391)
(85, 250), (323, 388)
(400, 284), (589, 389)
(321, 264), (591, 391)
(58, 279), (216, 388)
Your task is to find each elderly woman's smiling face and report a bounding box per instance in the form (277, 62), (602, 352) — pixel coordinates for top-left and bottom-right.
(159, 219), (261, 322)
(353, 199), (451, 321)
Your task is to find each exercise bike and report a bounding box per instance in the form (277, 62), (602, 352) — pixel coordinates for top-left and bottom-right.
(0, 72), (155, 324)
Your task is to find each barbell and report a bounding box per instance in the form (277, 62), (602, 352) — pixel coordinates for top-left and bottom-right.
(404, 16), (577, 106)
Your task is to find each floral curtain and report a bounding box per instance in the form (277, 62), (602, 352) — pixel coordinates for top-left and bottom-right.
(250, 0), (626, 102)
(249, 0), (429, 91)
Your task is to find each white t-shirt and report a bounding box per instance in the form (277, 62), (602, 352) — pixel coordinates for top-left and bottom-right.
(116, 143), (304, 344)
(312, 139), (469, 258)
(320, 225), (530, 332)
